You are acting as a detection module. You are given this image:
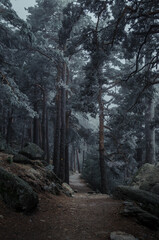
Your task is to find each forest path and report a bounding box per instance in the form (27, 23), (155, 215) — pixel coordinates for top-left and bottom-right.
(0, 173), (158, 240)
(69, 172), (93, 193)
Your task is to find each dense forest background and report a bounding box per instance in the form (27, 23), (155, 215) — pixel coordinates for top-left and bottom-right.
(0, 0), (159, 193)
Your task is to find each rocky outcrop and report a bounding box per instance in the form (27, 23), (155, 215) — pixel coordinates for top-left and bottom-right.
(114, 163), (159, 229)
(0, 152), (73, 207)
(114, 185), (159, 229)
(114, 185), (159, 216)
(132, 163), (159, 195)
(19, 142), (44, 160)
(0, 167), (38, 213)
(121, 201), (159, 230)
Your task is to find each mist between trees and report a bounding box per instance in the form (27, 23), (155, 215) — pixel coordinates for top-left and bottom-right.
(0, 0), (159, 193)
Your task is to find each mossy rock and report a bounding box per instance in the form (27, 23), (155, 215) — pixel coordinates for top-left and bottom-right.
(62, 183), (74, 197)
(0, 167), (39, 212)
(19, 142), (44, 160)
(132, 163), (159, 194)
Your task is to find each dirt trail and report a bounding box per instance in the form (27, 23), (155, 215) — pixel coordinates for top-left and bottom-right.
(69, 173), (93, 193)
(0, 173), (159, 240)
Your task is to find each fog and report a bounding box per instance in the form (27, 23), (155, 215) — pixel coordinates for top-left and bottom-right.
(11, 0), (36, 19)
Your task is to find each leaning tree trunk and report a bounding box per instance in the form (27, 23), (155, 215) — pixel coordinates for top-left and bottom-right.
(98, 82), (107, 194)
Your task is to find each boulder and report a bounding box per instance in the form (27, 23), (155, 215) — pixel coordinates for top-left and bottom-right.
(13, 154), (32, 164)
(132, 163), (159, 194)
(19, 143), (44, 160)
(113, 185), (159, 217)
(0, 167), (38, 212)
(110, 231), (137, 240)
(121, 202), (159, 230)
(62, 183), (74, 196)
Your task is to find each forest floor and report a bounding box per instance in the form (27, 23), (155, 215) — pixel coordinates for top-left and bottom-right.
(0, 173), (159, 240)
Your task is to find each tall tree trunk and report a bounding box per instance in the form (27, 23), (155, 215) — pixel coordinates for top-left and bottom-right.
(30, 119), (33, 142)
(21, 123), (25, 149)
(70, 149), (74, 172)
(33, 87), (39, 145)
(42, 90), (46, 154)
(98, 82), (107, 193)
(74, 148), (76, 172)
(65, 66), (70, 183)
(33, 117), (39, 145)
(6, 109), (13, 146)
(136, 147), (143, 167)
(65, 111), (70, 184)
(82, 150), (85, 172)
(145, 52), (156, 164)
(1, 100), (6, 136)
(39, 121), (42, 148)
(76, 149), (81, 173)
(145, 97), (156, 163)
(46, 108), (50, 163)
(59, 63), (66, 181)
(53, 66), (61, 176)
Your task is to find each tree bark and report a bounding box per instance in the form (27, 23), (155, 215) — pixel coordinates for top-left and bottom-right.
(39, 121), (42, 148)
(46, 108), (50, 163)
(74, 148), (76, 172)
(144, 51), (156, 164)
(33, 87), (39, 145)
(76, 149), (80, 173)
(6, 109), (13, 146)
(53, 66), (61, 176)
(65, 66), (70, 183)
(59, 63), (67, 181)
(98, 82), (107, 193)
(42, 90), (46, 154)
(65, 111), (70, 183)
(145, 97), (156, 163)
(136, 147), (143, 167)
(21, 123), (25, 149)
(70, 150), (74, 171)
(30, 119), (33, 143)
